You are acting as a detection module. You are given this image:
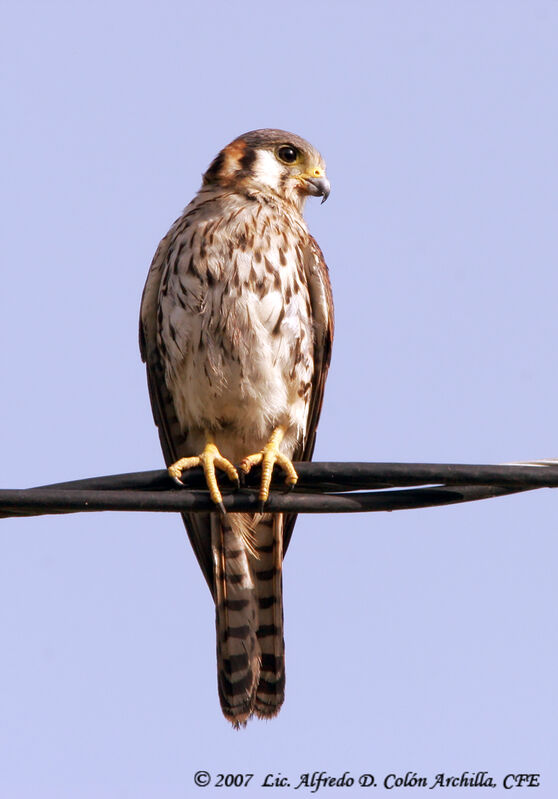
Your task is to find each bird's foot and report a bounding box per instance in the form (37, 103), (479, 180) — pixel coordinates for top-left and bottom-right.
(239, 426), (298, 512)
(168, 442), (239, 514)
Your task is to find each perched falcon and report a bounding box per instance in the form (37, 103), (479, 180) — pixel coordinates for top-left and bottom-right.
(140, 129), (334, 726)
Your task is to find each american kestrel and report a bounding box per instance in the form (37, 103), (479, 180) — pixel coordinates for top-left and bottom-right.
(140, 129), (333, 726)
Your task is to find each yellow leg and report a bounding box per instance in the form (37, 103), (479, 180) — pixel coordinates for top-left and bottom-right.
(168, 436), (239, 513)
(239, 426), (298, 509)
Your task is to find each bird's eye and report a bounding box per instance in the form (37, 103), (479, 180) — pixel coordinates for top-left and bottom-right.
(277, 145), (299, 164)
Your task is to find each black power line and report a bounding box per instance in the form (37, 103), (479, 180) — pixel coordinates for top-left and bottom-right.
(1, 460), (557, 519)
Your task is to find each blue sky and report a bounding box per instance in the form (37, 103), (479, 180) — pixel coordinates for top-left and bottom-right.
(1, 1), (557, 796)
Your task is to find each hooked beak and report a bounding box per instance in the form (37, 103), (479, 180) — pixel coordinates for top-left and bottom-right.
(304, 175), (331, 203)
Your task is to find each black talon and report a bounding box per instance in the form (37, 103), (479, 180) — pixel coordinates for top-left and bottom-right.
(216, 500), (227, 516)
(171, 474), (185, 487)
(258, 499), (266, 513)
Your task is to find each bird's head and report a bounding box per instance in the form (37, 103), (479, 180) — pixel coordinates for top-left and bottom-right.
(202, 128), (330, 210)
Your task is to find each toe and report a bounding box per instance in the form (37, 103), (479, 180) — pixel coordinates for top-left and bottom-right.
(216, 458), (240, 486)
(239, 453), (263, 475)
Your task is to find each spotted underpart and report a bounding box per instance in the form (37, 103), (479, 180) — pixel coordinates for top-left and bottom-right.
(140, 129), (334, 726)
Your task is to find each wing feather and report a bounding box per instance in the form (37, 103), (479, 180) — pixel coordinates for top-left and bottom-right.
(140, 229), (216, 595)
(283, 235), (334, 553)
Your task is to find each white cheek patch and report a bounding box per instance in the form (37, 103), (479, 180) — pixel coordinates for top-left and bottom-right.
(253, 149), (286, 192)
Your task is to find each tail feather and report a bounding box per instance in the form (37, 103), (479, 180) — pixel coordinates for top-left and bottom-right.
(252, 514), (285, 718)
(211, 513), (260, 727)
(211, 512), (285, 727)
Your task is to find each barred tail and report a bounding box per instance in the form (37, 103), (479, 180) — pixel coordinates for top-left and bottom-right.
(252, 513), (285, 718)
(211, 513), (260, 727)
(211, 512), (285, 727)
